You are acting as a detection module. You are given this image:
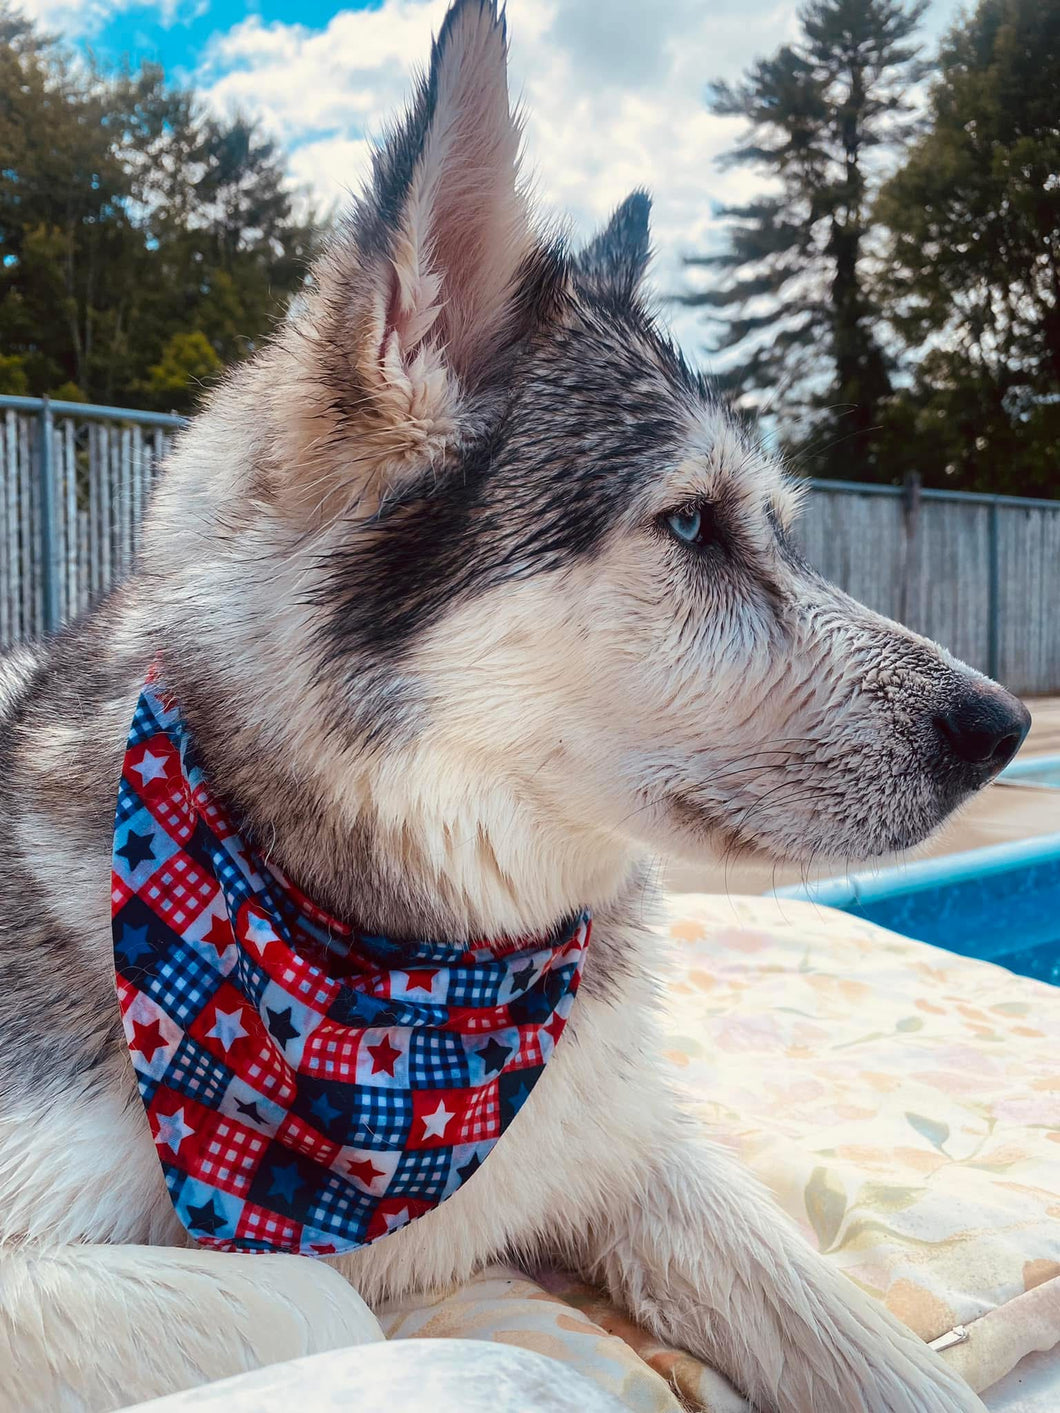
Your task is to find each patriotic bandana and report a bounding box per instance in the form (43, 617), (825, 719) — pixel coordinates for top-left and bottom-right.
(112, 676), (590, 1257)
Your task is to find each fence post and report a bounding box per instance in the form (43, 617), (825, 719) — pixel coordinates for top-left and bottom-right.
(37, 395), (60, 636)
(899, 470), (921, 627)
(987, 498), (1000, 681)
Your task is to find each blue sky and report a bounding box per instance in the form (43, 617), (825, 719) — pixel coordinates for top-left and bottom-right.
(23, 0), (964, 356)
(87, 0), (383, 80)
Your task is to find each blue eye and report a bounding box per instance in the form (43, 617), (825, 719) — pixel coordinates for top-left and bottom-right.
(663, 501), (716, 549)
(667, 506), (702, 543)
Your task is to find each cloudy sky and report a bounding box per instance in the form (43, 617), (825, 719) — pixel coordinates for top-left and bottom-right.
(20, 0), (964, 358)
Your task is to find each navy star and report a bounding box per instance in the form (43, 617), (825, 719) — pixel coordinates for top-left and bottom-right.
(504, 1080), (532, 1114)
(235, 1098), (264, 1125)
(310, 1091), (342, 1128)
(267, 1162), (303, 1204)
(186, 1198), (226, 1235)
(476, 1038), (512, 1075)
(266, 1006), (299, 1046)
(456, 1152), (482, 1183)
(510, 961), (537, 993)
(118, 923), (153, 964)
(117, 829), (156, 870)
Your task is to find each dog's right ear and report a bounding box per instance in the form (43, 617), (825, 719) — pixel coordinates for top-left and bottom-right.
(310, 0), (537, 455)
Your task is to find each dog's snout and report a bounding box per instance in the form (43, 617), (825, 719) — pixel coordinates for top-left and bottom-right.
(933, 690), (1031, 775)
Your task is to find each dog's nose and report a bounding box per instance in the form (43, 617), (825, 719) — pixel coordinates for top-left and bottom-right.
(934, 689), (1031, 774)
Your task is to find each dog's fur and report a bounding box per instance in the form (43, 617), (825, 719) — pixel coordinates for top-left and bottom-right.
(0, 4), (1027, 1409)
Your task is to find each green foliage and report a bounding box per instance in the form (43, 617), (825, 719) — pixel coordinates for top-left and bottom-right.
(678, 0), (929, 478)
(0, 352), (27, 394)
(0, 8), (320, 413)
(139, 330), (222, 403)
(875, 0), (1060, 495)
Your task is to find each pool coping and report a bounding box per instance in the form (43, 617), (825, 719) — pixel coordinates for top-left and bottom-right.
(772, 831), (1060, 908)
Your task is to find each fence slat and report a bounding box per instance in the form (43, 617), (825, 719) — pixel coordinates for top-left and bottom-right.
(1, 413), (14, 647)
(22, 416), (39, 640)
(64, 416), (77, 624)
(99, 423), (112, 596)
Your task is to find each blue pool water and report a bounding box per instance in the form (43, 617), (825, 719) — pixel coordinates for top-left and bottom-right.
(775, 833), (1060, 986)
(998, 753), (1060, 790)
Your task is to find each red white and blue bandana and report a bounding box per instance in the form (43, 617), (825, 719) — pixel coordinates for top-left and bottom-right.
(112, 677), (590, 1257)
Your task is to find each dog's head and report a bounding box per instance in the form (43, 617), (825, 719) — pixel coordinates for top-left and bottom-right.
(148, 0), (1028, 925)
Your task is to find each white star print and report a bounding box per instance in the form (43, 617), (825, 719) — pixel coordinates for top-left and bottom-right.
(420, 1099), (455, 1139)
(244, 912), (278, 952)
(206, 1007), (247, 1051)
(132, 751), (168, 785)
(156, 1107), (195, 1155)
(383, 1206), (412, 1232)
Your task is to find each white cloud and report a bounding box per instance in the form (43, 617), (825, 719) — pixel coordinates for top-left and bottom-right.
(17, 0), (203, 36)
(193, 0), (804, 362)
(194, 0), (961, 364)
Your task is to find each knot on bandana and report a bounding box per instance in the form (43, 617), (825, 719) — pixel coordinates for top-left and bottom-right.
(112, 679), (590, 1257)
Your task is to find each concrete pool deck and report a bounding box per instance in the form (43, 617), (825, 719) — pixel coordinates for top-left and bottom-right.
(666, 695), (1060, 898)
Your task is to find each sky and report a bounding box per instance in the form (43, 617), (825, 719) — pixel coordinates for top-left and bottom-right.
(18, 0), (966, 359)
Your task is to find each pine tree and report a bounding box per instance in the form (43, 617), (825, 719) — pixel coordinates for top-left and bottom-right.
(678, 0), (928, 478)
(875, 0), (1060, 496)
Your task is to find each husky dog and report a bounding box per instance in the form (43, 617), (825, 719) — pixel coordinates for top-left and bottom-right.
(0, 3), (1029, 1410)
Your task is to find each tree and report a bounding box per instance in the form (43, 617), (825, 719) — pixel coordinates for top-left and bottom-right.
(138, 330), (222, 405)
(0, 10), (319, 413)
(0, 11), (137, 397)
(678, 0), (928, 478)
(875, 0), (1060, 496)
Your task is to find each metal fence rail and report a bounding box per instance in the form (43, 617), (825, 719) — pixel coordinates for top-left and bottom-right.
(0, 394), (184, 643)
(1, 394), (1059, 694)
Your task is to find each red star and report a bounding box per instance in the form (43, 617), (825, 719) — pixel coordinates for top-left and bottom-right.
(130, 1017), (168, 1061)
(404, 970), (437, 993)
(310, 1242), (337, 1255)
(367, 1035), (402, 1075)
(347, 1157), (385, 1188)
(199, 915), (234, 956)
(543, 1012), (566, 1047)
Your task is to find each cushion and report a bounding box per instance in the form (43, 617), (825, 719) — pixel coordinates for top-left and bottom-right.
(380, 896), (1060, 1409)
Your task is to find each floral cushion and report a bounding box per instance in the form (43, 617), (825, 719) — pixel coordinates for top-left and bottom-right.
(379, 896), (1060, 1410)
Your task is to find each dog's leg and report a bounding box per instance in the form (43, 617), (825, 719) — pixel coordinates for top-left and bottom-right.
(584, 1133), (985, 1413)
(0, 1243), (383, 1413)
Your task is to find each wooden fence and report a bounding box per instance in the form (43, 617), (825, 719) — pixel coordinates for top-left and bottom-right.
(1, 395), (1058, 694)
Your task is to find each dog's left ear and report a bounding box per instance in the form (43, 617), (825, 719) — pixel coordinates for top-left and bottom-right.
(318, 0), (535, 419)
(574, 191), (652, 299)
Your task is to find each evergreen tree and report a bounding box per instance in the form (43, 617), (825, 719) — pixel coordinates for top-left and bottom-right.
(0, 9), (319, 413)
(876, 0), (1060, 496)
(678, 0), (928, 478)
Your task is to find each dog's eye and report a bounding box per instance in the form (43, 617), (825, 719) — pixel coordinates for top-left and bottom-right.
(663, 501), (718, 551)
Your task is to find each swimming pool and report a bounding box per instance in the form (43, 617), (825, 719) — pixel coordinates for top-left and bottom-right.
(998, 752), (1060, 790)
(775, 833), (1060, 986)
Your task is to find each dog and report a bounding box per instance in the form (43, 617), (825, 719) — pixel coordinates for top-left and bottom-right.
(0, 3), (1030, 1410)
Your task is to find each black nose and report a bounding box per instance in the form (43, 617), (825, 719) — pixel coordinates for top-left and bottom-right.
(934, 690), (1031, 774)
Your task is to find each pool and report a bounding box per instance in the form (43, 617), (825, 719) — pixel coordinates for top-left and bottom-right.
(998, 752), (1060, 790)
(774, 833), (1060, 986)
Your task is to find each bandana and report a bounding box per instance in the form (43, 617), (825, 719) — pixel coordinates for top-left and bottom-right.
(112, 677), (589, 1257)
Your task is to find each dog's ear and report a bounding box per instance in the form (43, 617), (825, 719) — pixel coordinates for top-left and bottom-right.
(574, 191), (652, 300)
(319, 0), (533, 419)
